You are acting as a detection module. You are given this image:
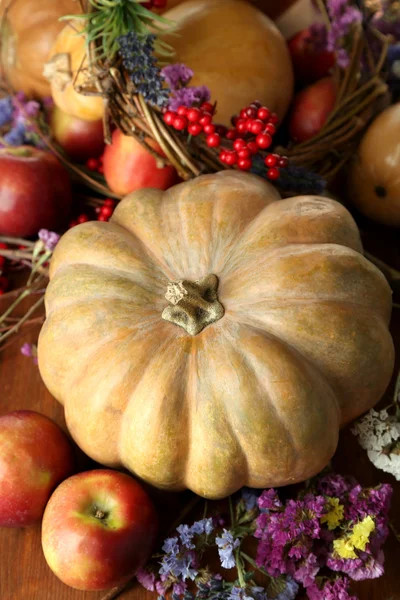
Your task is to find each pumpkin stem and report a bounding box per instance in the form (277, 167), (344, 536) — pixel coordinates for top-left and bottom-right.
(162, 274), (224, 336)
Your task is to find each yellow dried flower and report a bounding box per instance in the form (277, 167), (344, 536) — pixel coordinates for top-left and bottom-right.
(333, 538), (358, 559)
(321, 497), (345, 530)
(349, 516), (376, 551)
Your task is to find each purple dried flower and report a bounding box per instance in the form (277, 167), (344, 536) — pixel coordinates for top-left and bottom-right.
(0, 96), (13, 127)
(306, 576), (357, 600)
(177, 524), (196, 549)
(136, 568), (156, 591)
(215, 529), (240, 569)
(161, 536), (180, 555)
(173, 581), (187, 595)
(258, 489), (282, 512)
(275, 577), (300, 600)
(3, 122), (26, 146)
(161, 63), (194, 89)
(168, 85), (211, 111)
(316, 473), (357, 500)
(293, 553), (320, 587)
(38, 229), (60, 252)
(325, 0), (362, 68)
(241, 488), (259, 511)
(20, 343), (38, 364)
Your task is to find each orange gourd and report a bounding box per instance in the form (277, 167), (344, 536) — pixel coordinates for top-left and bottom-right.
(44, 21), (105, 122)
(0, 0), (80, 98)
(161, 0), (294, 126)
(38, 171), (394, 499)
(348, 103), (400, 227)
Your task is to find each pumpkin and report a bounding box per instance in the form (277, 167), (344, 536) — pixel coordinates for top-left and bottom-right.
(44, 21), (105, 122)
(0, 0), (80, 98)
(347, 103), (400, 227)
(160, 0), (294, 126)
(38, 171), (394, 499)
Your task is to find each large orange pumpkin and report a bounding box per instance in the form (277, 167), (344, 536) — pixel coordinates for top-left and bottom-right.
(161, 0), (294, 126)
(0, 0), (80, 97)
(347, 103), (400, 227)
(44, 21), (105, 122)
(38, 171), (394, 499)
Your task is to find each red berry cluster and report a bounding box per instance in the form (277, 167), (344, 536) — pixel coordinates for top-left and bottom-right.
(0, 242), (9, 296)
(163, 101), (288, 180)
(86, 155), (104, 174)
(69, 199), (116, 229)
(143, 0), (167, 9)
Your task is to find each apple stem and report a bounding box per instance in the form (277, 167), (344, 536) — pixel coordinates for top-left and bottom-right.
(95, 509), (106, 520)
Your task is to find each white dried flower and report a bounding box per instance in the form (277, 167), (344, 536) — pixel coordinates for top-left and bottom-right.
(352, 408), (400, 480)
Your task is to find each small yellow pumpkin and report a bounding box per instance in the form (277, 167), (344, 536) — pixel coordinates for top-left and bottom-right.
(347, 103), (400, 227)
(0, 0), (80, 98)
(38, 171), (394, 499)
(44, 21), (105, 122)
(161, 0), (294, 125)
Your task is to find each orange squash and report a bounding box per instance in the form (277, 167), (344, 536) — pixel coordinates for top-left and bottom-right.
(348, 103), (400, 227)
(0, 0), (80, 98)
(44, 21), (105, 122)
(38, 171), (394, 499)
(161, 0), (294, 126)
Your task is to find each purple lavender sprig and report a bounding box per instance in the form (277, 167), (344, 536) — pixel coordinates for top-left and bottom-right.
(118, 32), (170, 108)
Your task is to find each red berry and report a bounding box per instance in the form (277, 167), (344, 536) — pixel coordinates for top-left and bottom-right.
(215, 125), (227, 136)
(224, 150), (238, 165)
(245, 120), (254, 132)
(255, 133), (272, 149)
(164, 111), (176, 125)
(278, 156), (289, 168)
(237, 158), (252, 170)
(104, 198), (115, 207)
(200, 102), (214, 114)
(225, 150), (238, 165)
(257, 107), (270, 121)
(98, 214), (109, 222)
(143, 1), (154, 8)
(101, 205), (113, 218)
(265, 154), (278, 167)
(77, 214), (89, 224)
(206, 133), (221, 148)
(173, 115), (188, 131)
(187, 107), (201, 122)
(250, 119), (264, 134)
(95, 207), (101, 214)
(238, 148), (250, 159)
(236, 119), (247, 134)
(0, 256), (5, 269)
(269, 113), (279, 124)
(199, 112), (212, 126)
(97, 165), (104, 174)
(188, 123), (203, 136)
(265, 123), (276, 135)
(86, 158), (99, 170)
(203, 123), (216, 135)
(267, 166), (280, 180)
(69, 220), (78, 228)
(153, 0), (167, 7)
(231, 115), (239, 127)
(252, 100), (262, 108)
(219, 151), (228, 163)
(0, 242), (8, 249)
(177, 105), (188, 116)
(233, 138), (246, 151)
(247, 141), (259, 155)
(245, 106), (257, 119)
(226, 128), (237, 140)
(240, 108), (248, 119)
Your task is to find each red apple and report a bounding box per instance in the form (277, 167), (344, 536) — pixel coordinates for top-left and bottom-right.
(51, 106), (105, 163)
(103, 129), (178, 196)
(0, 410), (75, 527)
(288, 27), (335, 84)
(42, 469), (158, 591)
(289, 77), (337, 143)
(0, 147), (72, 237)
